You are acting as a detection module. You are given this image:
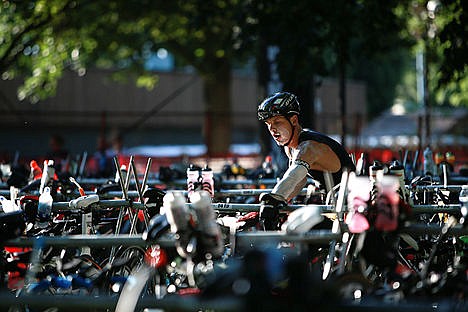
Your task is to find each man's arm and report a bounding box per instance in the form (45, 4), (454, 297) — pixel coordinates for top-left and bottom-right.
(271, 160), (309, 201)
(258, 160), (308, 230)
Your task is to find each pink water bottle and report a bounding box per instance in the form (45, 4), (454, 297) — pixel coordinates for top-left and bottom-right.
(346, 174), (371, 233)
(374, 176), (400, 232)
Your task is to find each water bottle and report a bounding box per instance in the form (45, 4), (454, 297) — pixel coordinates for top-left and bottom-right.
(47, 160), (56, 181)
(345, 174), (370, 233)
(37, 186), (53, 222)
(261, 155), (275, 178)
(355, 152), (369, 176)
(374, 176), (400, 232)
(0, 196), (17, 213)
(39, 160), (49, 194)
(389, 160), (407, 201)
(369, 161), (384, 202)
(39, 160), (56, 194)
(201, 165), (214, 198)
(189, 191), (223, 258)
(162, 192), (191, 258)
(460, 185), (468, 225)
(187, 164), (200, 198)
(162, 192), (189, 234)
(369, 161), (384, 183)
(423, 146), (435, 176)
(115, 164), (127, 184)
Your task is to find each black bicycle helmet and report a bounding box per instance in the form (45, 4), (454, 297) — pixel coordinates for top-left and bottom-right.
(257, 92), (300, 121)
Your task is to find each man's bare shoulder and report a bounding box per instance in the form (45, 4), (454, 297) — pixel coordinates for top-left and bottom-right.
(296, 140), (340, 171)
(297, 140), (326, 151)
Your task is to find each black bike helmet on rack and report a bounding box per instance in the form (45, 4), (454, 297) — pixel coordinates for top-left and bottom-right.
(257, 92), (300, 121)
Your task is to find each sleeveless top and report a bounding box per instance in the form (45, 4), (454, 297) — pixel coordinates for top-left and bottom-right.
(295, 129), (355, 187)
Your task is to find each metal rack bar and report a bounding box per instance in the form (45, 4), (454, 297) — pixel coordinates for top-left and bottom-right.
(206, 203), (336, 213)
(2, 234), (175, 248)
(0, 292), (243, 312)
(96, 187), (317, 199)
(50, 199), (462, 215)
(235, 224), (468, 246)
(413, 184), (465, 191)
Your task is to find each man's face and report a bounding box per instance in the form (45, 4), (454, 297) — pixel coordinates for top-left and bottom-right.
(264, 115), (293, 146)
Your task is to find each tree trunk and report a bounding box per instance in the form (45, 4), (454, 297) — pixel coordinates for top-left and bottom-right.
(256, 40), (272, 157)
(287, 83), (313, 128)
(338, 41), (347, 148)
(339, 60), (347, 148)
(202, 61), (232, 157)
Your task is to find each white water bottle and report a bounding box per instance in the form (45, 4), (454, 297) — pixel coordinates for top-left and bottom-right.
(355, 153), (369, 176)
(460, 185), (468, 224)
(39, 160), (49, 194)
(262, 155), (275, 178)
(369, 161), (384, 202)
(187, 165), (200, 198)
(162, 192), (189, 234)
(201, 165), (214, 198)
(389, 160), (407, 201)
(115, 164), (127, 184)
(369, 161), (384, 184)
(190, 191), (223, 258)
(162, 192), (191, 258)
(37, 186), (53, 222)
(0, 196), (17, 213)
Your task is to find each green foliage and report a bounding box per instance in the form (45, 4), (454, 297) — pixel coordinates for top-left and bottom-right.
(434, 75), (468, 107)
(1, 1), (78, 102)
(436, 0), (468, 87)
(1, 0), (256, 103)
(1, 0), (466, 111)
(397, 0), (468, 108)
(250, 0), (411, 120)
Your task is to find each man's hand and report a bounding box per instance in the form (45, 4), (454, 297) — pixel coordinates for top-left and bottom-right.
(259, 193), (287, 230)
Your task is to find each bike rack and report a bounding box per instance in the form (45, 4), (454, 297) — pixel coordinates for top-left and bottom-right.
(0, 291), (243, 312)
(1, 163), (468, 312)
(0, 290), (465, 311)
(96, 186), (318, 199)
(235, 223), (468, 246)
(3, 234), (175, 248)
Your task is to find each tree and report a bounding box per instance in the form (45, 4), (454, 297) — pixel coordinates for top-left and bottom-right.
(108, 1), (259, 156)
(0, 1), (86, 103)
(436, 0), (468, 90)
(432, 0), (468, 107)
(1, 1), (259, 156)
(250, 0), (410, 146)
(349, 1), (414, 119)
(2, 0), (465, 157)
(399, 0), (468, 108)
(246, 0), (330, 156)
